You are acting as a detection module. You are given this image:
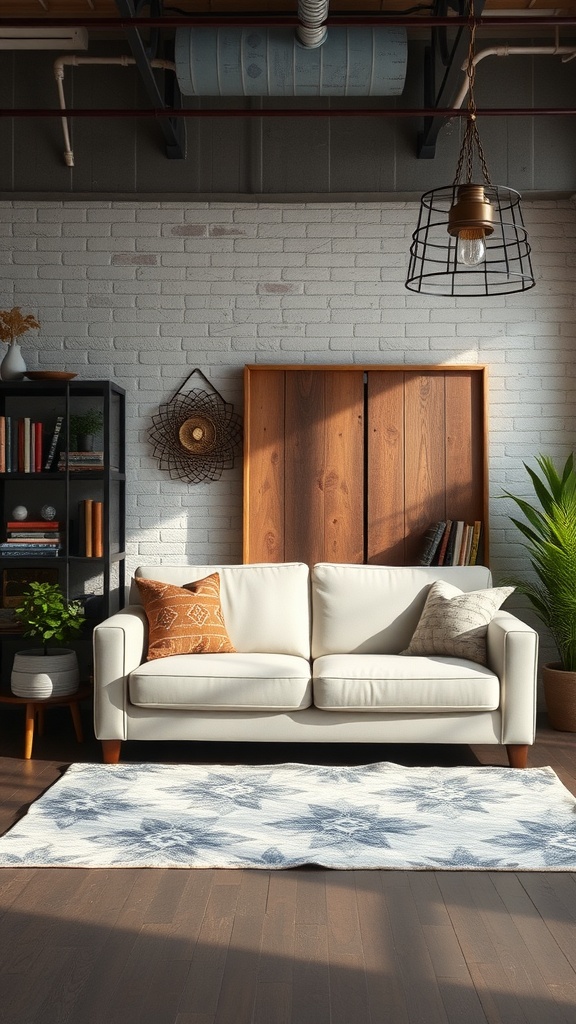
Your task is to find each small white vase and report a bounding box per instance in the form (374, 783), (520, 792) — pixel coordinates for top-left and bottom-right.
(1, 343), (27, 381)
(11, 649), (79, 699)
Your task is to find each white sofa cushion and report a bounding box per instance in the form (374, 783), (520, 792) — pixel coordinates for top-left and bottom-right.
(313, 654), (500, 712)
(134, 563), (311, 658)
(311, 563), (493, 658)
(129, 653), (312, 711)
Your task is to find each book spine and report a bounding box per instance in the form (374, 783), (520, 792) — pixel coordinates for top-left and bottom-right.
(34, 422), (43, 472)
(11, 419), (17, 473)
(5, 417), (11, 473)
(23, 417), (31, 473)
(92, 500), (104, 558)
(44, 415), (64, 471)
(444, 522), (460, 566)
(418, 520), (446, 566)
(0, 415), (4, 474)
(458, 523), (471, 565)
(468, 521), (482, 566)
(436, 521), (452, 566)
(6, 522), (60, 530)
(84, 499), (93, 557)
(18, 419), (24, 473)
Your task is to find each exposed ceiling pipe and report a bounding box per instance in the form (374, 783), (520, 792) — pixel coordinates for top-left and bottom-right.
(453, 37), (576, 108)
(54, 55), (176, 167)
(296, 0), (329, 49)
(6, 15), (576, 29)
(8, 105), (576, 119)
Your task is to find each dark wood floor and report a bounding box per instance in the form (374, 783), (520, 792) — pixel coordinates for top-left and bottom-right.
(0, 708), (575, 1024)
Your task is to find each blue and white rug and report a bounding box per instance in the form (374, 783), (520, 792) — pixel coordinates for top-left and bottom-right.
(0, 761), (575, 869)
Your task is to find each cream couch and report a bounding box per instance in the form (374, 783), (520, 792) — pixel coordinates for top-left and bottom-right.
(93, 562), (538, 767)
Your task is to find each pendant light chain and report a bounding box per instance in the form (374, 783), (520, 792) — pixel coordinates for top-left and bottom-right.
(452, 13), (492, 187)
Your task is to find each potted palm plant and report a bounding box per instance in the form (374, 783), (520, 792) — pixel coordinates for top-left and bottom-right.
(11, 581), (86, 699)
(503, 453), (576, 731)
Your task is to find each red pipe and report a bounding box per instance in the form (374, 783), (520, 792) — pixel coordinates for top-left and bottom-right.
(1, 107), (575, 118)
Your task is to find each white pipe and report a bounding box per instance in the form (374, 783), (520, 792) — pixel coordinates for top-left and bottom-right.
(54, 55), (176, 168)
(297, 0), (329, 48)
(453, 44), (576, 109)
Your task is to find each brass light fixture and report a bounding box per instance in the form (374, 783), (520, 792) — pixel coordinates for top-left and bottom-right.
(406, 11), (535, 296)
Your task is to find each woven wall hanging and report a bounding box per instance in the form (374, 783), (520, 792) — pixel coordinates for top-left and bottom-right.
(149, 368), (243, 483)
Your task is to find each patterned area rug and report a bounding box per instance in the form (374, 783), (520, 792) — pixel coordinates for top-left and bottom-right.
(0, 761), (575, 869)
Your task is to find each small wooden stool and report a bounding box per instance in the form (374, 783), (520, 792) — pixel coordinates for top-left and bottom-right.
(0, 685), (92, 759)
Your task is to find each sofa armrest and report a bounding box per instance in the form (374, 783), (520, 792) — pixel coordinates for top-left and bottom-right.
(486, 611), (539, 745)
(93, 605), (147, 740)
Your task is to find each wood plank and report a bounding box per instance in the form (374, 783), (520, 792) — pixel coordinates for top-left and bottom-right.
(323, 370), (364, 562)
(444, 370), (487, 562)
(366, 369), (406, 564)
(243, 367), (285, 563)
(325, 871), (371, 1024)
(404, 371), (447, 565)
(284, 370), (326, 565)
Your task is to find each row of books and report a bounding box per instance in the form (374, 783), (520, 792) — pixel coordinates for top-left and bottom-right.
(418, 519), (482, 567)
(0, 414), (64, 473)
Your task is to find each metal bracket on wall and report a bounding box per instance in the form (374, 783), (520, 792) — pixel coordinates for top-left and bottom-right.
(418, 0), (485, 159)
(114, 0), (186, 159)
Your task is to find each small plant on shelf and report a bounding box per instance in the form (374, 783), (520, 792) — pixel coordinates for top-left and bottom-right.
(69, 409), (104, 450)
(14, 581), (85, 655)
(0, 307), (40, 346)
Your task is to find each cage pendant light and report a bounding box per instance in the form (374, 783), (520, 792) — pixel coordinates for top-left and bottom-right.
(405, 12), (535, 297)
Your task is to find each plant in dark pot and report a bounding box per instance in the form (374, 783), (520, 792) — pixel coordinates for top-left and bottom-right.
(503, 453), (576, 731)
(11, 582), (86, 699)
(69, 409), (103, 452)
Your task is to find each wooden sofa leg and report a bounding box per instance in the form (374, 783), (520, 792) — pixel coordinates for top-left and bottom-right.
(506, 744), (528, 769)
(102, 739), (122, 764)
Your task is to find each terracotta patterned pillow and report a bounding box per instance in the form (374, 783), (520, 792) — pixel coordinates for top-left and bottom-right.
(400, 580), (514, 666)
(135, 573), (236, 660)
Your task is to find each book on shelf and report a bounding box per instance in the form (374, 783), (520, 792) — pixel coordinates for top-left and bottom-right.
(0, 415), (5, 473)
(418, 520), (446, 566)
(457, 523), (471, 565)
(436, 520), (453, 566)
(0, 543), (61, 556)
(84, 499), (93, 557)
(92, 500), (104, 558)
(7, 521), (60, 531)
(468, 521), (482, 565)
(443, 523), (459, 566)
(44, 415), (64, 471)
(5, 537), (62, 545)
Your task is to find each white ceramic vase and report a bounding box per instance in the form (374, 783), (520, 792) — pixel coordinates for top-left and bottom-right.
(11, 649), (79, 699)
(1, 343), (27, 381)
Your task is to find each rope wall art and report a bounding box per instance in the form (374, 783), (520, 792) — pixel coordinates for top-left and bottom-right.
(149, 368), (243, 483)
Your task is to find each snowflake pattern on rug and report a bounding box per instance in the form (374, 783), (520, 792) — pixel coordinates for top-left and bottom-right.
(0, 761), (574, 869)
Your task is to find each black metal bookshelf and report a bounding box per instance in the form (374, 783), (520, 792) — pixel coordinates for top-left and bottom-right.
(0, 379), (126, 685)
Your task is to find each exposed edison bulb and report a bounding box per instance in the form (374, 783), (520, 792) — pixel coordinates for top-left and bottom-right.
(456, 226), (486, 267)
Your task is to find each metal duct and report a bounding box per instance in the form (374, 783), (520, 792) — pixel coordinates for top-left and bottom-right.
(174, 26), (407, 97)
(297, 0), (329, 49)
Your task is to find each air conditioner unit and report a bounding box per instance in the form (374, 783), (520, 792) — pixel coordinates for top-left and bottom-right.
(0, 27), (89, 50)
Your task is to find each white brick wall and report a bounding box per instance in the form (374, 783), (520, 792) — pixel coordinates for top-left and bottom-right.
(1, 197), (575, 670)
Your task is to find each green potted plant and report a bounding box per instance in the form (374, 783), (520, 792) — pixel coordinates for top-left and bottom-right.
(502, 453), (576, 731)
(69, 409), (103, 452)
(11, 582), (86, 699)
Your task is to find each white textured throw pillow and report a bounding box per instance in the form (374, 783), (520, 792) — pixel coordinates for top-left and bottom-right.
(401, 581), (514, 665)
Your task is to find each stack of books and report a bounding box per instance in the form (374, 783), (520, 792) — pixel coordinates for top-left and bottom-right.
(0, 520), (63, 557)
(418, 520), (483, 567)
(57, 451), (104, 472)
